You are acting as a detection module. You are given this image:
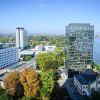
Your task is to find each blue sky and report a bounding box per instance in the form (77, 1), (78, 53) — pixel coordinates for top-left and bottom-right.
(0, 0), (100, 34)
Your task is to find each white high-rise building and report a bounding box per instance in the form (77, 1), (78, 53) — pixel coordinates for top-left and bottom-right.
(16, 27), (28, 49)
(0, 48), (19, 69)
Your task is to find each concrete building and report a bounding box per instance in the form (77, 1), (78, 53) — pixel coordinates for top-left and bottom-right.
(74, 69), (100, 96)
(0, 48), (19, 69)
(65, 23), (94, 72)
(16, 27), (28, 49)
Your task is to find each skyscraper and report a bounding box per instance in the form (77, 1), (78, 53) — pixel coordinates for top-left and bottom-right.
(65, 23), (94, 72)
(16, 27), (28, 49)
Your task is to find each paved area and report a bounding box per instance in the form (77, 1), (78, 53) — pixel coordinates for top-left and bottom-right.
(57, 67), (68, 87)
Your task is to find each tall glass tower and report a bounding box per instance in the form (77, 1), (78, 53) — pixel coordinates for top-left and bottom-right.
(65, 23), (94, 72)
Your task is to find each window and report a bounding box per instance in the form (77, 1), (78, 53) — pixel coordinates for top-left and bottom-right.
(86, 86), (88, 88)
(83, 91), (85, 94)
(91, 88), (95, 93)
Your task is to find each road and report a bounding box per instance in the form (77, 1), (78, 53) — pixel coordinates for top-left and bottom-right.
(15, 57), (36, 72)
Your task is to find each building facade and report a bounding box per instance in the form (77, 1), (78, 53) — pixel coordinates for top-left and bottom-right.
(16, 27), (28, 49)
(74, 69), (100, 96)
(0, 48), (19, 69)
(65, 23), (94, 71)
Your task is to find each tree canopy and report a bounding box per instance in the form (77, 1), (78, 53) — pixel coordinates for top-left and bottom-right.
(36, 52), (64, 71)
(3, 71), (23, 97)
(40, 69), (55, 99)
(23, 56), (32, 61)
(20, 68), (41, 98)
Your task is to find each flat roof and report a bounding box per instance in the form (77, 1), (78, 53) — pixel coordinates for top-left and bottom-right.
(20, 50), (35, 55)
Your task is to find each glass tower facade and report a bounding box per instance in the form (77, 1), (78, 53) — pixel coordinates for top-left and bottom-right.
(65, 23), (94, 71)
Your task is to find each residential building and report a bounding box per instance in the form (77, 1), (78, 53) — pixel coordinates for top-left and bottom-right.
(0, 48), (19, 69)
(65, 23), (94, 72)
(16, 27), (28, 49)
(74, 69), (100, 96)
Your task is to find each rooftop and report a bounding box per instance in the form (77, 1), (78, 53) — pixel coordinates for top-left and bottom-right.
(75, 75), (88, 85)
(75, 69), (98, 85)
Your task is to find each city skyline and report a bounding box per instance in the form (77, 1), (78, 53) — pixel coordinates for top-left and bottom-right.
(0, 0), (100, 34)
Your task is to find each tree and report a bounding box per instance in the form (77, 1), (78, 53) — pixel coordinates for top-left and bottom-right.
(22, 96), (34, 100)
(56, 54), (64, 66)
(36, 53), (57, 71)
(3, 71), (23, 97)
(23, 56), (32, 61)
(20, 68), (41, 98)
(90, 91), (100, 100)
(0, 93), (13, 100)
(0, 86), (4, 96)
(40, 69), (55, 99)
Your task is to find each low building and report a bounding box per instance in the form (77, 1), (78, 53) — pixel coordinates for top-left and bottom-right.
(0, 48), (19, 69)
(19, 50), (35, 57)
(74, 69), (100, 96)
(44, 45), (56, 53)
(30, 45), (56, 55)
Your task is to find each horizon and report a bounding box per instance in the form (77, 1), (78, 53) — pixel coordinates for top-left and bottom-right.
(0, 0), (100, 34)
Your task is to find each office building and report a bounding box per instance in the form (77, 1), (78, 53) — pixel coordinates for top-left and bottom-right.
(16, 27), (28, 49)
(0, 48), (19, 69)
(65, 23), (94, 72)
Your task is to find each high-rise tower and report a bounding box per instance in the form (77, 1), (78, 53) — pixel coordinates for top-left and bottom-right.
(16, 27), (28, 49)
(65, 23), (94, 73)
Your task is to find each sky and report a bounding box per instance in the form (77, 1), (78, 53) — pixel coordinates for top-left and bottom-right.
(0, 0), (100, 34)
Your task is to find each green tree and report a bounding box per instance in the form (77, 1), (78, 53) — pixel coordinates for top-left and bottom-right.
(0, 86), (4, 96)
(40, 69), (55, 99)
(36, 53), (57, 71)
(22, 96), (34, 100)
(23, 56), (32, 61)
(90, 91), (100, 100)
(0, 93), (13, 100)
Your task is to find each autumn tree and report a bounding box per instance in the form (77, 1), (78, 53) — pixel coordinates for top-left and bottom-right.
(3, 71), (23, 97)
(20, 68), (41, 98)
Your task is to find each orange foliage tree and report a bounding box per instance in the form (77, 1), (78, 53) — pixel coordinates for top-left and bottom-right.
(20, 68), (41, 98)
(3, 71), (23, 96)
